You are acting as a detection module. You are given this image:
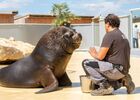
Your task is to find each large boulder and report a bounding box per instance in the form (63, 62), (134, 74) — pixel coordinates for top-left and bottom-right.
(0, 37), (35, 63)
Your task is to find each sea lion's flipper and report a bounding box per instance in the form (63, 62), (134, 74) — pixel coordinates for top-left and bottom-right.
(36, 67), (58, 94)
(58, 72), (72, 86)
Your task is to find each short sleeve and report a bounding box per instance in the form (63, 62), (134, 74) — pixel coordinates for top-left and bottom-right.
(101, 33), (114, 48)
(137, 29), (139, 32)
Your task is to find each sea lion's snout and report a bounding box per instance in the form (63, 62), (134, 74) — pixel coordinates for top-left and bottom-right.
(71, 32), (82, 49)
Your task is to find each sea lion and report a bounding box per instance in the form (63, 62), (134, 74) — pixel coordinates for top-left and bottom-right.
(0, 26), (82, 93)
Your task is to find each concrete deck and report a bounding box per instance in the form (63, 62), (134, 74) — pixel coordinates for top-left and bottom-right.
(0, 51), (140, 100)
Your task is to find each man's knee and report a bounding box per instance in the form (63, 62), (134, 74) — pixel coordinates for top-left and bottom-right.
(82, 59), (90, 75)
(82, 59), (89, 68)
(82, 59), (99, 69)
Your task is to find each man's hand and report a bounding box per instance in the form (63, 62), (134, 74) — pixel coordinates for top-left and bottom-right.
(88, 47), (97, 58)
(88, 47), (109, 60)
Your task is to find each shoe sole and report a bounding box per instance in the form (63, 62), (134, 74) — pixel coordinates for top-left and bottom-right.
(91, 87), (114, 96)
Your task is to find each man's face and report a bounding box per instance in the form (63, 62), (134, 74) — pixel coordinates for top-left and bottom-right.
(105, 22), (110, 33)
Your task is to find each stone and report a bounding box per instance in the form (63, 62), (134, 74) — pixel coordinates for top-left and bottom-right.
(0, 37), (35, 63)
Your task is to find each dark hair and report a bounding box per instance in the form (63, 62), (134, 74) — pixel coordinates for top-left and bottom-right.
(135, 25), (138, 27)
(104, 14), (120, 28)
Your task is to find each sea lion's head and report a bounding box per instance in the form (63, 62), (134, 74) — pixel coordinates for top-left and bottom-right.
(61, 27), (82, 54)
(35, 26), (82, 54)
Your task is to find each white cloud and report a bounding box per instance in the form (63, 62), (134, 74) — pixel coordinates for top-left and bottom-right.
(85, 2), (119, 9)
(84, 1), (121, 16)
(83, 0), (140, 16)
(116, 0), (140, 5)
(0, 0), (33, 9)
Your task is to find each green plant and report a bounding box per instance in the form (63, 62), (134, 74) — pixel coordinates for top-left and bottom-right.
(51, 3), (77, 27)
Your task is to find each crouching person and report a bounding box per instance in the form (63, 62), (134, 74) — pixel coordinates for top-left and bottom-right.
(82, 14), (135, 96)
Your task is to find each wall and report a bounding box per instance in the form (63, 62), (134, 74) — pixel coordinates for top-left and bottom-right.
(25, 17), (55, 23)
(93, 23), (100, 46)
(71, 17), (93, 24)
(0, 14), (14, 23)
(72, 24), (94, 50)
(15, 15), (93, 24)
(14, 17), (25, 24)
(0, 24), (98, 50)
(0, 24), (52, 45)
(0, 16), (131, 50)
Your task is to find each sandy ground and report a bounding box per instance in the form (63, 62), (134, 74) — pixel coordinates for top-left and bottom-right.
(0, 51), (140, 100)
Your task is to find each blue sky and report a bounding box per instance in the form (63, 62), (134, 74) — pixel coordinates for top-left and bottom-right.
(0, 0), (140, 17)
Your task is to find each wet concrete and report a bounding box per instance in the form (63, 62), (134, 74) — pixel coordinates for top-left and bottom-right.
(0, 51), (140, 100)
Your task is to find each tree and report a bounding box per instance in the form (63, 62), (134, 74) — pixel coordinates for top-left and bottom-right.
(51, 3), (77, 27)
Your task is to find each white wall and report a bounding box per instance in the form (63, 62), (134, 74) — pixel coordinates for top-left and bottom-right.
(119, 16), (131, 40)
(93, 23), (100, 46)
(73, 24), (93, 50)
(0, 17), (131, 50)
(99, 20), (106, 45)
(0, 24), (96, 50)
(0, 24), (52, 45)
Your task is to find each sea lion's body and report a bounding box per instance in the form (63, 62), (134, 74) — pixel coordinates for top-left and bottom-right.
(0, 26), (82, 93)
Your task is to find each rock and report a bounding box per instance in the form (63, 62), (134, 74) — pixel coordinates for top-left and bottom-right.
(0, 37), (35, 63)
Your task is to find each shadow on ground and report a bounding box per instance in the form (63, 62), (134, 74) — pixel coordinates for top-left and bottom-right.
(72, 82), (80, 87)
(114, 87), (140, 95)
(72, 82), (140, 95)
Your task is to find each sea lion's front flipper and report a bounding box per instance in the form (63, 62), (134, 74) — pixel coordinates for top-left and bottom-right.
(58, 72), (72, 87)
(36, 67), (58, 94)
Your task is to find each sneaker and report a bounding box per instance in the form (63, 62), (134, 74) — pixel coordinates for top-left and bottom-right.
(121, 74), (135, 94)
(91, 86), (114, 96)
(109, 80), (122, 90)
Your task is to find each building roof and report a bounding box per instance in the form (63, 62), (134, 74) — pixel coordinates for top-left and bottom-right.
(15, 14), (94, 20)
(0, 10), (18, 15)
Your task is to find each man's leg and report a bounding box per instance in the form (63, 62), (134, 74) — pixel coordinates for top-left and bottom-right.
(121, 74), (135, 94)
(82, 59), (114, 96)
(98, 65), (135, 94)
(133, 38), (135, 48)
(136, 38), (138, 48)
(82, 59), (105, 83)
(133, 38), (136, 48)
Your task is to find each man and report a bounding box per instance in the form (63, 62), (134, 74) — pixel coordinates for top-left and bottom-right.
(133, 25), (139, 48)
(82, 14), (135, 96)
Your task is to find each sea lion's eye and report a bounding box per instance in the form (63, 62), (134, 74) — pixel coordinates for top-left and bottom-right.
(64, 32), (73, 37)
(69, 32), (74, 37)
(63, 33), (69, 41)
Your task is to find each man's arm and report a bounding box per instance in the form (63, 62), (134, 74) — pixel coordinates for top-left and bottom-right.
(89, 47), (109, 60)
(138, 32), (140, 38)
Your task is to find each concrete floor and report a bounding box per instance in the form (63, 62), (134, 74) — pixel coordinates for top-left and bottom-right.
(0, 51), (140, 100)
